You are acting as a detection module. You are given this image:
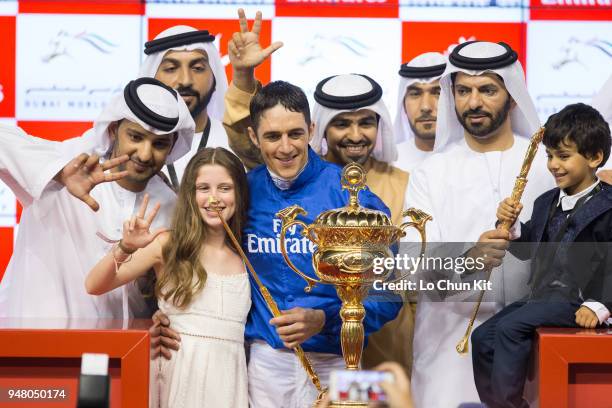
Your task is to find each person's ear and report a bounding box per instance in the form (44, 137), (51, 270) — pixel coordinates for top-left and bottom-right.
(308, 122), (315, 143)
(589, 150), (604, 169)
(248, 126), (259, 148)
(108, 122), (119, 143)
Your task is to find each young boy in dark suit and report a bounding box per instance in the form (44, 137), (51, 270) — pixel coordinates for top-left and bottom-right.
(471, 103), (612, 408)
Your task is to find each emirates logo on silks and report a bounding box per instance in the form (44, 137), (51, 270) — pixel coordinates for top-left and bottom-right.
(246, 220), (316, 255)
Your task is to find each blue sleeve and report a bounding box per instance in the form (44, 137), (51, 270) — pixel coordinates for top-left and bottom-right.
(320, 298), (342, 337)
(363, 290), (402, 336)
(360, 187), (391, 218)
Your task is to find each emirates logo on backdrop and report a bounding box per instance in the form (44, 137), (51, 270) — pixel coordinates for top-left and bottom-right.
(276, 0), (399, 18)
(0, 84), (4, 104)
(540, 0), (611, 5)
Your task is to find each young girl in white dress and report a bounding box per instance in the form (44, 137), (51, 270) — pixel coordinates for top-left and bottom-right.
(86, 147), (250, 408)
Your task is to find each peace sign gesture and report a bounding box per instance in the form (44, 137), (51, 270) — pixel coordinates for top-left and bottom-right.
(56, 153), (129, 212)
(120, 194), (168, 253)
(228, 9), (283, 73)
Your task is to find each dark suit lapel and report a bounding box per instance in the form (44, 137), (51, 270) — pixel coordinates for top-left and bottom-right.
(531, 189), (559, 244)
(568, 187), (612, 241)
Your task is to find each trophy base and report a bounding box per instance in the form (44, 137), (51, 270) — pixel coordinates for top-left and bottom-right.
(329, 401), (369, 407)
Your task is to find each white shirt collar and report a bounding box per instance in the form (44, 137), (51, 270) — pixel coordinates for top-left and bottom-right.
(267, 163), (308, 191)
(557, 178), (600, 211)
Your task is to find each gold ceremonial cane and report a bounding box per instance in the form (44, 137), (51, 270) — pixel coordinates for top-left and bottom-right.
(208, 197), (326, 401)
(456, 127), (546, 355)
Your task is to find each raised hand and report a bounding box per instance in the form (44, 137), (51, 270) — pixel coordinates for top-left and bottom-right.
(121, 193), (168, 253)
(228, 9), (283, 72)
(56, 153), (129, 212)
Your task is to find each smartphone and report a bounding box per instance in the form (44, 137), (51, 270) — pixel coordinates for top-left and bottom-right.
(329, 369), (394, 403)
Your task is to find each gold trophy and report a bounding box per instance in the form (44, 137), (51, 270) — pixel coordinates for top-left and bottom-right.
(276, 163), (431, 407)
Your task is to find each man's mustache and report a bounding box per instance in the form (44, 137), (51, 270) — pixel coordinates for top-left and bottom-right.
(462, 109), (492, 119)
(338, 139), (372, 148)
(416, 114), (437, 122)
(176, 86), (200, 98)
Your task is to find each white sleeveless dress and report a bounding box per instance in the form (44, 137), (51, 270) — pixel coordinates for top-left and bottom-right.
(150, 272), (251, 408)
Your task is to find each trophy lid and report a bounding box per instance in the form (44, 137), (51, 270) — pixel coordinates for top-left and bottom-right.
(313, 163), (393, 228)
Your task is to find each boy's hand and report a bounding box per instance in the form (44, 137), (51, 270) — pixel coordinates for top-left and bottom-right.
(575, 306), (599, 329)
(497, 197), (522, 227)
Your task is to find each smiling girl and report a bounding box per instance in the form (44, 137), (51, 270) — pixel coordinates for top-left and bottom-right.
(85, 147), (250, 408)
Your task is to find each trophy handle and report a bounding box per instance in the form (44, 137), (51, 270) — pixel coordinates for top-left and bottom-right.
(276, 205), (322, 293)
(399, 207), (432, 256)
(387, 208), (432, 282)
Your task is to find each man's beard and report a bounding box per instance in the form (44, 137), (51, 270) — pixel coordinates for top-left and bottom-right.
(335, 138), (374, 165)
(177, 75), (216, 121)
(408, 113), (437, 141)
(456, 95), (512, 139)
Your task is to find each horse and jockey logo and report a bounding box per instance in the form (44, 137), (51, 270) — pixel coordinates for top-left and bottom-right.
(299, 34), (371, 65)
(552, 37), (612, 70)
(42, 30), (119, 63)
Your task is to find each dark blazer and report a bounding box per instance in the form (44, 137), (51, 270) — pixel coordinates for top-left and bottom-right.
(509, 182), (612, 310)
